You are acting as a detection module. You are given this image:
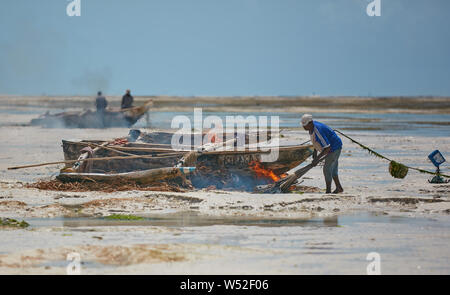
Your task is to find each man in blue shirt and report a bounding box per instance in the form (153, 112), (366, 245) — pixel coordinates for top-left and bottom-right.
(301, 114), (344, 194)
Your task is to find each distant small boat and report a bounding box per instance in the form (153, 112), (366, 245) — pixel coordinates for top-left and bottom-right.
(30, 100), (152, 128)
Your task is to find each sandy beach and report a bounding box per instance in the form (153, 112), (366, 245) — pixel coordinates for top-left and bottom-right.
(3, 0), (450, 282)
(0, 96), (449, 274)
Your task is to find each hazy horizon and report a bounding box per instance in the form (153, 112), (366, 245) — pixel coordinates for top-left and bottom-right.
(2, 94), (449, 99)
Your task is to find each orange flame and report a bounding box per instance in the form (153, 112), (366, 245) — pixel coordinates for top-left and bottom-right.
(249, 160), (281, 182)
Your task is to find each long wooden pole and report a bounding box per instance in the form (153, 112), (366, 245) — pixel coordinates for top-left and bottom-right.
(77, 141), (138, 157)
(7, 152), (187, 170)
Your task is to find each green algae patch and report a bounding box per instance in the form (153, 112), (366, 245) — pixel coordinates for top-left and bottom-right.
(0, 218), (30, 228)
(104, 214), (144, 221)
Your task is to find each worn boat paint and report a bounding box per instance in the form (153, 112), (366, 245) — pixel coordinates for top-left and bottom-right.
(57, 167), (196, 184)
(62, 137), (313, 175)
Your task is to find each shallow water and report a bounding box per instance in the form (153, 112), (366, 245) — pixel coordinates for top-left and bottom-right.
(23, 211), (445, 229)
(0, 100), (449, 136)
(1, 212), (446, 274)
(138, 111), (450, 137)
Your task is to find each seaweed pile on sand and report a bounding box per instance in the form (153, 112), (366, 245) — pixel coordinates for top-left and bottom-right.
(26, 177), (190, 193)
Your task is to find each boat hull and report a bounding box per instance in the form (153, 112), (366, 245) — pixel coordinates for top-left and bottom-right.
(57, 167), (196, 184)
(62, 137), (313, 175)
(62, 139), (184, 173)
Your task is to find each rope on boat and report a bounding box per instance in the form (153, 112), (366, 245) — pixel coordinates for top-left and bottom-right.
(334, 129), (449, 179)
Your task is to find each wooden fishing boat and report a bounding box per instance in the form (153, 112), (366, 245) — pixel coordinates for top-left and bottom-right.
(30, 100), (152, 128)
(61, 130), (312, 174)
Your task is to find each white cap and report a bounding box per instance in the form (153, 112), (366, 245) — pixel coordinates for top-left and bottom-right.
(301, 114), (313, 126)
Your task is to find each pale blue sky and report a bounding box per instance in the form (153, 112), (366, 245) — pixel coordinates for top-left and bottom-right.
(0, 0), (449, 96)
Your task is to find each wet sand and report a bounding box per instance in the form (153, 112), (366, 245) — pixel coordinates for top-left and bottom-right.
(0, 96), (449, 274)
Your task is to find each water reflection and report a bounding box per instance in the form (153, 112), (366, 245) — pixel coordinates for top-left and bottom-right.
(24, 211), (442, 229)
(25, 212), (344, 228)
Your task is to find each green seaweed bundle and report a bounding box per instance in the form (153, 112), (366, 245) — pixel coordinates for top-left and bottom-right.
(104, 214), (144, 220)
(389, 161), (409, 179)
(0, 218), (30, 228)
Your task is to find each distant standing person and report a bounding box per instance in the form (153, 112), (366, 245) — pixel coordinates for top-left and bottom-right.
(121, 89), (134, 109)
(95, 91), (108, 128)
(95, 91), (108, 111)
(301, 114), (344, 194)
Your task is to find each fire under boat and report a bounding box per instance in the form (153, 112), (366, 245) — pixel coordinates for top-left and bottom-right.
(59, 130), (313, 191)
